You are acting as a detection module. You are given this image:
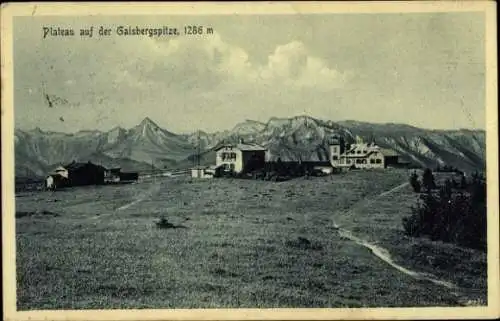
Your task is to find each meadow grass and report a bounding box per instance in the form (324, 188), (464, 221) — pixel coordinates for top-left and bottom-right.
(15, 169), (486, 309)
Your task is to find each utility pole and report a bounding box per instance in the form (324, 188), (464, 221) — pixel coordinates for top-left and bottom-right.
(197, 130), (201, 167)
(151, 160), (155, 182)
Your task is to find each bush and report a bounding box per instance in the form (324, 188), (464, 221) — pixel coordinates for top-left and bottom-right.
(422, 168), (436, 191)
(435, 164), (463, 174)
(286, 237), (323, 251)
(155, 217), (186, 229)
(460, 174), (468, 189)
(409, 171), (421, 193)
(402, 175), (486, 251)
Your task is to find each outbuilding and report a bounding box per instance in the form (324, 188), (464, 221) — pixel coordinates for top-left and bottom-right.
(45, 173), (69, 190)
(48, 161), (106, 188)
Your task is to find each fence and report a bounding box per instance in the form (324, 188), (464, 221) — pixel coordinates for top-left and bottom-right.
(138, 168), (190, 179)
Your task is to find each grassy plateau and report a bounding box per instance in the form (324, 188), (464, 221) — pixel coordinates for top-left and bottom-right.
(15, 169), (487, 309)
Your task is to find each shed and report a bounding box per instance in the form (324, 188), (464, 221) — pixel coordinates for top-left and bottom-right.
(191, 166), (218, 178)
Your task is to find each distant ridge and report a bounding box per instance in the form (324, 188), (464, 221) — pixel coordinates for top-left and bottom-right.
(15, 116), (485, 177)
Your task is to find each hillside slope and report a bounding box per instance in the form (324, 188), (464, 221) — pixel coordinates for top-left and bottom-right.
(195, 116), (485, 172)
(15, 116), (485, 177)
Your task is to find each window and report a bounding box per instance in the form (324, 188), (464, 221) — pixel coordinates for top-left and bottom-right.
(356, 150), (361, 154)
(376, 159), (382, 164)
(221, 152), (237, 161)
(332, 156), (338, 160)
(356, 159), (362, 164)
(347, 159), (352, 164)
(370, 159), (375, 164)
(332, 147), (337, 153)
(362, 159), (367, 164)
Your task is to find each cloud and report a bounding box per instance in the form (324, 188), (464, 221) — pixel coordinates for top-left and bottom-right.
(120, 33), (351, 92)
(266, 41), (308, 79)
(13, 14), (485, 133)
(260, 41), (352, 90)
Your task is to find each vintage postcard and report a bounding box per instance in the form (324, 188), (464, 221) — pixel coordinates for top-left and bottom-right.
(1, 1), (499, 320)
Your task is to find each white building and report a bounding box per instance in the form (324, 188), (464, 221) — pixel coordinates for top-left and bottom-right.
(54, 166), (68, 178)
(45, 175), (54, 189)
(329, 136), (399, 169)
(214, 143), (267, 174)
(191, 166), (214, 179)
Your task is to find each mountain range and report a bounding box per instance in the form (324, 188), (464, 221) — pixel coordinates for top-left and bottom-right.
(14, 116), (486, 178)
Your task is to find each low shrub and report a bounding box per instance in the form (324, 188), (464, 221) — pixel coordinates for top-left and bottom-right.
(409, 171), (421, 193)
(403, 173), (486, 251)
(286, 237), (323, 251)
(155, 217), (186, 229)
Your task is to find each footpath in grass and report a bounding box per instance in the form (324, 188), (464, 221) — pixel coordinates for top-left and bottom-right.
(330, 174), (487, 306)
(15, 170), (483, 309)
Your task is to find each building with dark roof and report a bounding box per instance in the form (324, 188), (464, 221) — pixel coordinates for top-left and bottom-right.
(214, 142), (267, 174)
(53, 161), (106, 187)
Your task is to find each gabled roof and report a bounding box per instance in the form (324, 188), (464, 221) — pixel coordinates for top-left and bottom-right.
(340, 143), (399, 158)
(214, 143), (267, 152)
(342, 143), (379, 157)
(344, 143), (380, 154)
(379, 148), (399, 157)
(55, 166), (67, 172)
(50, 166), (69, 178)
(237, 143), (267, 151)
(47, 173), (68, 180)
(343, 154), (370, 158)
(341, 149), (399, 158)
(64, 161), (106, 171)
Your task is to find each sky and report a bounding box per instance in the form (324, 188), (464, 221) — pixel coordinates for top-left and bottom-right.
(13, 12), (486, 133)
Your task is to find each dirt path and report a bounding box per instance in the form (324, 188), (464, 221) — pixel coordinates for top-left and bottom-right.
(331, 181), (471, 303)
(377, 182), (409, 197)
(87, 181), (163, 220)
(115, 180), (162, 211)
(333, 224), (457, 289)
